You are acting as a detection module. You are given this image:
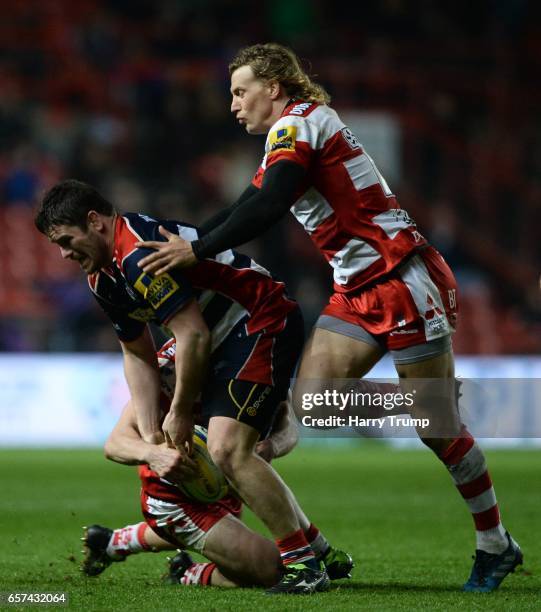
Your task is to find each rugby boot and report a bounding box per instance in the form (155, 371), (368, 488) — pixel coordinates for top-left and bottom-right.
(463, 532), (523, 592)
(266, 563), (330, 595)
(81, 525), (124, 577)
(321, 546), (354, 580)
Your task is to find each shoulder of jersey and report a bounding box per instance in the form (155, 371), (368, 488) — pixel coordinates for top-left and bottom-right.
(283, 100), (319, 118)
(123, 212), (198, 238)
(122, 212), (156, 234)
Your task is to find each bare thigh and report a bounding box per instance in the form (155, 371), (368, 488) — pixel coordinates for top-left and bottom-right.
(292, 327), (384, 418)
(296, 327), (384, 379)
(395, 349), (460, 452)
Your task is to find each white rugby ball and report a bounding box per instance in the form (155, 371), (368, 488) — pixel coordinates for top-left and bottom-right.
(178, 426), (228, 503)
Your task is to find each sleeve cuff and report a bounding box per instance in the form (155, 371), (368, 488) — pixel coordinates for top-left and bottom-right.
(191, 239), (206, 260)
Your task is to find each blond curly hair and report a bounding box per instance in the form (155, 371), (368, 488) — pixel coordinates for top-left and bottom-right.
(229, 43), (331, 105)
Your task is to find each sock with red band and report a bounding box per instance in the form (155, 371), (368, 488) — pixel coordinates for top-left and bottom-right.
(181, 562), (217, 586)
(106, 522), (150, 559)
(440, 428), (508, 554)
(276, 529), (318, 569)
(304, 523), (330, 559)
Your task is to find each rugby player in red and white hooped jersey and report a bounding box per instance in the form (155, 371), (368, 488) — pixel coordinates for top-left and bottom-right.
(81, 339), (347, 588)
(136, 43), (522, 593)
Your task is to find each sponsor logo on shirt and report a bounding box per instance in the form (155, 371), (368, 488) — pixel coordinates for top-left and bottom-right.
(247, 385), (272, 416)
(424, 294), (447, 334)
(268, 126), (297, 156)
(341, 127), (361, 150)
(128, 306), (155, 321)
(134, 272), (180, 309)
(427, 315), (446, 334)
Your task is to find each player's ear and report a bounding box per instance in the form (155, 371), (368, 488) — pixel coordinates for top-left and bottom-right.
(267, 80), (281, 100)
(87, 210), (104, 231)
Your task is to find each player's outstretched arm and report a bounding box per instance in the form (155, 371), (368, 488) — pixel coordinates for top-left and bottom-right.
(192, 161), (305, 259)
(163, 299), (210, 454)
(134, 186), (258, 275)
(120, 326), (164, 444)
(104, 401), (197, 482)
(103, 401), (145, 465)
(136, 161), (305, 275)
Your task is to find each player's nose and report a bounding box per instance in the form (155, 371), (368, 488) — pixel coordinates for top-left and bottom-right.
(230, 97), (240, 113)
(59, 246), (73, 259)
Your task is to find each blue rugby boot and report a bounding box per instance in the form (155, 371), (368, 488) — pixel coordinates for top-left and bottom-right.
(463, 532), (523, 592)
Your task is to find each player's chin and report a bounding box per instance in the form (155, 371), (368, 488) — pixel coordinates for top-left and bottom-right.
(246, 124), (266, 135)
(82, 258), (100, 274)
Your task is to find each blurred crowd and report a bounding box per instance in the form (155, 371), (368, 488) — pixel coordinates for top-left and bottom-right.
(1, 0), (539, 353)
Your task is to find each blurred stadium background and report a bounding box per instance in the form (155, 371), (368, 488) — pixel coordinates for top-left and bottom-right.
(1, 0), (540, 447)
(1, 0), (540, 446)
(1, 2), (540, 607)
(1, 0), (540, 354)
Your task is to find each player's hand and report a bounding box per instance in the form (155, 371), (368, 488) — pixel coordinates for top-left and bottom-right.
(256, 438), (276, 463)
(162, 409), (194, 456)
(135, 226), (198, 275)
(146, 444), (198, 483)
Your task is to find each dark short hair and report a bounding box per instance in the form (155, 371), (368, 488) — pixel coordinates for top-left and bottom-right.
(35, 179), (115, 235)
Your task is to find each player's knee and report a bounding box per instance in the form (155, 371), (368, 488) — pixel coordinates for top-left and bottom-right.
(207, 441), (248, 478)
(419, 436), (449, 456)
(239, 537), (282, 587)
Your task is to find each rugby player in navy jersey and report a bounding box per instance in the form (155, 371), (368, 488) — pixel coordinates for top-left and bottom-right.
(135, 43), (522, 593)
(35, 179), (353, 594)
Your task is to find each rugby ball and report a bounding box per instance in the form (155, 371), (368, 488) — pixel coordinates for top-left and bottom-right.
(178, 426), (228, 503)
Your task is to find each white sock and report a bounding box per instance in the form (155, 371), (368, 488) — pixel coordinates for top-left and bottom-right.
(106, 522), (148, 559)
(305, 523), (330, 559)
(476, 524), (508, 555)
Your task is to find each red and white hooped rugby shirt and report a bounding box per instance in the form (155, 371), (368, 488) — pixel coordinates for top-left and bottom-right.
(252, 100), (427, 293)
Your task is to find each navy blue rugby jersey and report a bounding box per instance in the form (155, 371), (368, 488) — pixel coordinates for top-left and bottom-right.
(87, 213), (297, 351)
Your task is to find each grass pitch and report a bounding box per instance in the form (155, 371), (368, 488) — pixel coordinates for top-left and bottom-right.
(1, 444), (539, 611)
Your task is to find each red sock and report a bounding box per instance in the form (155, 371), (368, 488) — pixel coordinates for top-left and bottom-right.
(276, 529), (316, 567)
(181, 562), (217, 586)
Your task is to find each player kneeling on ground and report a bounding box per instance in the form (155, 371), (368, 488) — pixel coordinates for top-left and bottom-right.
(81, 343), (352, 588)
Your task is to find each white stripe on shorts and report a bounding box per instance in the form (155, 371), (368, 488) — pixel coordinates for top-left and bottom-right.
(399, 254), (451, 341)
(145, 495), (208, 552)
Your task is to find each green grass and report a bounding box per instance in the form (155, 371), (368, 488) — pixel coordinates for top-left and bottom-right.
(1, 444), (539, 611)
